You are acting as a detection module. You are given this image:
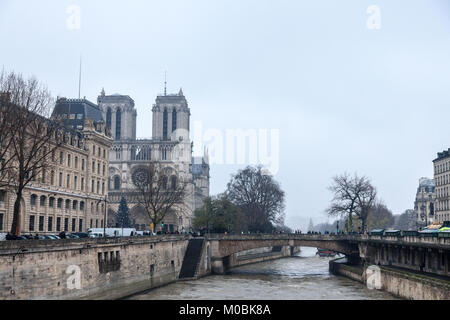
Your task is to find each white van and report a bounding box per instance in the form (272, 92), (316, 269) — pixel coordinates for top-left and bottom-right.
(87, 228), (137, 238)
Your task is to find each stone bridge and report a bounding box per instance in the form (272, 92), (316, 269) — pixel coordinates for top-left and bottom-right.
(205, 234), (360, 274)
(205, 233), (450, 275)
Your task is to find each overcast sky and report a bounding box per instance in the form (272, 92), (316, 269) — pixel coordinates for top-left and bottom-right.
(1, 0), (450, 230)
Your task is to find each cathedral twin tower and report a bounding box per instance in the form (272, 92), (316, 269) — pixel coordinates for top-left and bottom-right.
(96, 88), (209, 233)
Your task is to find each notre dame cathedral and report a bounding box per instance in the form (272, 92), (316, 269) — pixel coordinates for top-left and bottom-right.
(97, 88), (210, 233)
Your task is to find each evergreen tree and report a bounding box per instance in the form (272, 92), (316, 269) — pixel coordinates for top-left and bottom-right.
(116, 197), (130, 228)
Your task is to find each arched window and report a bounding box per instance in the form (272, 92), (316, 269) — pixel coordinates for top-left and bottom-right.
(72, 200), (78, 211)
(30, 194), (37, 207)
(40, 196), (46, 207)
(49, 197), (55, 208)
(172, 109), (177, 133)
(106, 108), (112, 129)
(115, 108), (121, 140)
(170, 176), (177, 190)
(114, 176), (121, 190)
(163, 108), (168, 140)
(162, 176), (168, 190)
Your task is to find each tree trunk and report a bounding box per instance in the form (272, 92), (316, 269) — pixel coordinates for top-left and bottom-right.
(10, 188), (23, 236)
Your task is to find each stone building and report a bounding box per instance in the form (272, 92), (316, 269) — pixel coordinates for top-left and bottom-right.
(0, 98), (113, 235)
(433, 149), (450, 223)
(97, 88), (209, 233)
(414, 177), (435, 227)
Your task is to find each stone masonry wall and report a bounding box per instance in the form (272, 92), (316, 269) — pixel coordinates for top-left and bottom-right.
(0, 236), (189, 300)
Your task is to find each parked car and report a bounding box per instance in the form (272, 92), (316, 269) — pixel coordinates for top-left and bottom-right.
(0, 233), (6, 241)
(47, 235), (61, 240)
(72, 232), (89, 239)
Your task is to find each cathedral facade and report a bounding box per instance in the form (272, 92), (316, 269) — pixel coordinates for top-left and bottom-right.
(97, 89), (209, 233)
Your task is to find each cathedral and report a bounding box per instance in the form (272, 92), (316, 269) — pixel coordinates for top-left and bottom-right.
(98, 88), (209, 233)
(53, 87), (210, 233)
(96, 88), (210, 233)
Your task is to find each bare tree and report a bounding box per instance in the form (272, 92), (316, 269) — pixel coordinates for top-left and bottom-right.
(0, 70), (64, 235)
(326, 173), (377, 233)
(226, 166), (285, 233)
(132, 163), (187, 233)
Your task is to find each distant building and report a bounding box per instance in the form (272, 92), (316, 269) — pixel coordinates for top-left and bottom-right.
(414, 178), (435, 226)
(433, 149), (450, 223)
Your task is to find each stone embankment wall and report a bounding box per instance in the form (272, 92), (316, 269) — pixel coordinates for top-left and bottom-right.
(329, 258), (450, 300)
(0, 236), (189, 300)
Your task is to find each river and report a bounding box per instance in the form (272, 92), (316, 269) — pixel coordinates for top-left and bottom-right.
(128, 247), (398, 300)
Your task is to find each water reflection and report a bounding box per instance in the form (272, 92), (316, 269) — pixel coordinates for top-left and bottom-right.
(129, 247), (397, 300)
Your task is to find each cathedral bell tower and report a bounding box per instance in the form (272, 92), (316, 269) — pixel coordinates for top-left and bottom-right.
(98, 89), (137, 141)
(152, 88), (190, 142)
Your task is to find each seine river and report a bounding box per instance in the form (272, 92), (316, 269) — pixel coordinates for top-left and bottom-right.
(129, 247), (397, 300)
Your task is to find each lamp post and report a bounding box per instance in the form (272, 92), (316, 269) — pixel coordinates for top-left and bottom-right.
(97, 195), (108, 238)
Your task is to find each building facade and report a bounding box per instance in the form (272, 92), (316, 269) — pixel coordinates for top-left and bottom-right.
(414, 177), (435, 227)
(0, 99), (113, 235)
(97, 89), (209, 233)
(433, 149), (450, 223)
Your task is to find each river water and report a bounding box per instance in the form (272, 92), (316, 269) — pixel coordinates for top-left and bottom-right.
(129, 247), (397, 300)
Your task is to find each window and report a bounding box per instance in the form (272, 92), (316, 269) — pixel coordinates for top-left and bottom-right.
(64, 218), (69, 231)
(90, 219), (93, 228)
(59, 172), (63, 187)
(72, 218), (76, 232)
(56, 217), (61, 232)
(48, 217), (53, 232)
(106, 108), (112, 129)
(67, 174), (70, 188)
(79, 219), (83, 232)
(40, 196), (46, 207)
(0, 191), (5, 207)
(171, 176), (177, 190)
(75, 157), (78, 169)
(51, 171), (55, 185)
(97, 162), (100, 174)
(65, 200), (70, 212)
(59, 152), (64, 165)
(97, 181), (100, 194)
(81, 177), (84, 191)
(93, 145), (95, 155)
(103, 164), (106, 176)
(80, 201), (85, 211)
(30, 194), (37, 208)
(49, 197), (55, 208)
(172, 109), (177, 132)
(81, 159), (85, 170)
(39, 216), (44, 232)
(67, 154), (71, 167)
(92, 161), (95, 173)
(29, 215), (35, 232)
(116, 109), (122, 140)
(102, 182), (105, 195)
(114, 176), (120, 190)
(98, 147), (101, 157)
(103, 149), (106, 159)
(72, 200), (78, 211)
(91, 180), (95, 193)
(0, 213), (3, 231)
(96, 219), (98, 228)
(163, 108), (168, 140)
(57, 198), (63, 209)
(162, 176), (168, 190)
(74, 176), (78, 190)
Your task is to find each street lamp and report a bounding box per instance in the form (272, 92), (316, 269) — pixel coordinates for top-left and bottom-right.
(97, 196), (108, 238)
